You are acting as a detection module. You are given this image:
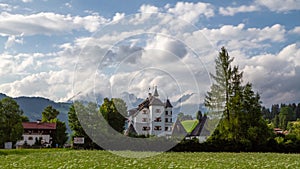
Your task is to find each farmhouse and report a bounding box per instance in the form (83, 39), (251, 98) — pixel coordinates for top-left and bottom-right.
(16, 120), (56, 147)
(126, 86), (173, 137)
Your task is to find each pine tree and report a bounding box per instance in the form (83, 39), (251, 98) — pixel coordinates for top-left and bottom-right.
(206, 47), (272, 146)
(205, 47), (233, 120)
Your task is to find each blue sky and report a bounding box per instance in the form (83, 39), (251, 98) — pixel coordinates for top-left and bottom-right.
(0, 0), (299, 109)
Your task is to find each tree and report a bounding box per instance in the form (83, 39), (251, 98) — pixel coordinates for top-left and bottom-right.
(279, 106), (294, 130)
(42, 105), (59, 122)
(287, 120), (300, 140)
(205, 47), (233, 120)
(196, 110), (202, 120)
(296, 103), (300, 119)
(0, 97), (24, 147)
(68, 102), (97, 149)
(205, 47), (272, 146)
(41, 105), (68, 147)
(177, 112), (193, 121)
(271, 104), (280, 119)
(99, 98), (127, 133)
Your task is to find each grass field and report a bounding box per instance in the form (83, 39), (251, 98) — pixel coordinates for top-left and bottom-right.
(1, 149), (300, 168)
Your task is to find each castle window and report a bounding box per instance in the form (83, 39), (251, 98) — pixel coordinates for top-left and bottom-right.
(165, 127), (169, 131)
(165, 118), (168, 122)
(142, 118), (148, 122)
(154, 117), (161, 122)
(170, 111), (172, 115)
(28, 136), (33, 140)
(142, 126), (150, 131)
(143, 110), (147, 114)
(165, 111), (168, 115)
(154, 126), (161, 130)
(156, 109), (161, 113)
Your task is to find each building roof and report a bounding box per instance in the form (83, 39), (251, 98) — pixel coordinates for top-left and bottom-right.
(153, 86), (159, 97)
(124, 123), (138, 136)
(149, 96), (164, 106)
(22, 122), (56, 130)
(165, 99), (173, 108)
(188, 115), (207, 137)
(138, 98), (150, 111)
(172, 118), (187, 137)
(128, 108), (138, 116)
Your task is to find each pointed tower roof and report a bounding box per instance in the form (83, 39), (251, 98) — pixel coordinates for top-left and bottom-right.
(171, 119), (187, 137)
(124, 123), (138, 136)
(165, 99), (173, 108)
(153, 86), (159, 97)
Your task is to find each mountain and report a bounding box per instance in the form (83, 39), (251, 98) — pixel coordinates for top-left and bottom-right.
(0, 93), (71, 132)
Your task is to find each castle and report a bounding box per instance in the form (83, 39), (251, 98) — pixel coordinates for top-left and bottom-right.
(125, 86), (173, 137)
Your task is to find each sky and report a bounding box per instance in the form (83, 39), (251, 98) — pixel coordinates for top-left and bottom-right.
(0, 0), (299, 109)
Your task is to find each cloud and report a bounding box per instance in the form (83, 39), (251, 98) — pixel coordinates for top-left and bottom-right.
(0, 3), (16, 12)
(0, 12), (108, 36)
(219, 5), (260, 16)
(201, 23), (286, 51)
(65, 3), (72, 8)
(255, 0), (300, 12)
(167, 2), (214, 23)
(113, 12), (125, 22)
(22, 0), (33, 3)
(0, 70), (74, 101)
(289, 26), (300, 34)
(139, 4), (159, 13)
(5, 35), (23, 49)
(237, 44), (300, 107)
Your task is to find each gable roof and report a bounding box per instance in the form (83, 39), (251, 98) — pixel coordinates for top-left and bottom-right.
(22, 122), (56, 130)
(124, 123), (138, 136)
(138, 98), (150, 111)
(171, 118), (187, 137)
(149, 96), (164, 106)
(188, 115), (208, 137)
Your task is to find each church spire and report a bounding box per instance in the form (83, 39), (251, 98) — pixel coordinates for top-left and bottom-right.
(153, 86), (159, 97)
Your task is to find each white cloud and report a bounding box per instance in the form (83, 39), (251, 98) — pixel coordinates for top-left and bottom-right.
(139, 4), (159, 13)
(167, 2), (214, 23)
(0, 3), (15, 12)
(112, 12), (125, 22)
(0, 70), (74, 101)
(255, 0), (300, 12)
(65, 2), (72, 8)
(219, 5), (260, 16)
(289, 26), (300, 34)
(236, 44), (300, 107)
(22, 0), (33, 3)
(201, 23), (286, 50)
(0, 12), (108, 36)
(5, 35), (23, 49)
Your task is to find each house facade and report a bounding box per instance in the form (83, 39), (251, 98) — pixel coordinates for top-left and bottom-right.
(126, 87), (173, 137)
(16, 121), (56, 147)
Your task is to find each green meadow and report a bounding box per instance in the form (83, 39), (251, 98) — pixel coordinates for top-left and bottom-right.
(1, 149), (300, 169)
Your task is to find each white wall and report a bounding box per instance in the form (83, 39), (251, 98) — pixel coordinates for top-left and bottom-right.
(19, 134), (51, 146)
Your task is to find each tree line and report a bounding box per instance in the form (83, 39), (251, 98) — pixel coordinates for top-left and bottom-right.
(262, 103), (300, 130)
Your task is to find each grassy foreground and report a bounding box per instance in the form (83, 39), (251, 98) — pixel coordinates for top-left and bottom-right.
(1, 149), (300, 169)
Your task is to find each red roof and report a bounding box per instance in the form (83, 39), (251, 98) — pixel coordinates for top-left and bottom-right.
(22, 122), (56, 130)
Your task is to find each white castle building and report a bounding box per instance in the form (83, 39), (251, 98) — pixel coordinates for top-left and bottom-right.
(126, 87), (173, 137)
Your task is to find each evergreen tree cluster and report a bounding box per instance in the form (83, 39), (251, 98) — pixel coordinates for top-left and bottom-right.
(205, 47), (272, 147)
(262, 103), (300, 130)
